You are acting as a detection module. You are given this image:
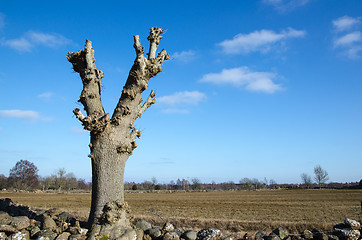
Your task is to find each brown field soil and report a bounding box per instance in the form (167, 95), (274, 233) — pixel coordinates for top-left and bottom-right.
(1, 189), (361, 234)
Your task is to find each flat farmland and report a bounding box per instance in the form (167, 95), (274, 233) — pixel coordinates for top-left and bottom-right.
(1, 189), (361, 233)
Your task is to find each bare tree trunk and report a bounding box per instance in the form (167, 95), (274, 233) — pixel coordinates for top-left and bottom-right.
(88, 131), (127, 224)
(67, 27), (169, 240)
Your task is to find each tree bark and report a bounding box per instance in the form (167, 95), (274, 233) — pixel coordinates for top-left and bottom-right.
(67, 27), (169, 240)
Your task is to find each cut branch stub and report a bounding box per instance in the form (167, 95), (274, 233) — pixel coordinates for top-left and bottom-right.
(67, 40), (105, 118)
(73, 108), (110, 133)
(133, 35), (145, 57)
(147, 27), (164, 60)
(67, 40), (104, 83)
(116, 144), (133, 155)
(130, 127), (141, 141)
(67, 50), (86, 74)
(73, 108), (86, 121)
(139, 90), (156, 117)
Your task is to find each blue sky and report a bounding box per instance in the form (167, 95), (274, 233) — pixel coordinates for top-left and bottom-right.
(0, 0), (361, 184)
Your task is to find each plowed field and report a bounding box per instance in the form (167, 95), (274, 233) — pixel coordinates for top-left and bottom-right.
(1, 189), (361, 233)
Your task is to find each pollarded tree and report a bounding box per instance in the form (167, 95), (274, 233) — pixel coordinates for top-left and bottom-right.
(67, 27), (169, 239)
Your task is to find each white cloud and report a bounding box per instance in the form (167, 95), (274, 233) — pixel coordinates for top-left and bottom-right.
(1, 37), (33, 52)
(332, 16), (362, 59)
(161, 108), (190, 114)
(345, 46), (362, 59)
(0, 109), (40, 120)
(263, 0), (311, 13)
(172, 50), (196, 62)
(200, 67), (283, 94)
(38, 92), (54, 101)
(333, 16), (361, 32)
(27, 31), (71, 47)
(0, 109), (54, 122)
(158, 91), (207, 105)
(1, 31), (71, 52)
(334, 31), (362, 47)
(218, 28), (305, 54)
(157, 91), (206, 114)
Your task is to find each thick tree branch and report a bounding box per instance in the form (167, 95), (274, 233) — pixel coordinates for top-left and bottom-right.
(148, 49), (170, 77)
(156, 49), (170, 64)
(133, 35), (145, 57)
(147, 27), (164, 60)
(111, 27), (169, 126)
(67, 40), (105, 119)
(73, 108), (86, 122)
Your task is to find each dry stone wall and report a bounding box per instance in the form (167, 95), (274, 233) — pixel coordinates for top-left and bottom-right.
(0, 198), (361, 240)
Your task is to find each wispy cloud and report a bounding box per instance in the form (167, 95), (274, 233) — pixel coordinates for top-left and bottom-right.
(2, 38), (33, 52)
(0, 109), (40, 120)
(332, 16), (362, 59)
(0, 13), (5, 30)
(1, 31), (71, 52)
(27, 31), (71, 47)
(160, 108), (191, 114)
(200, 67), (283, 94)
(172, 50), (196, 62)
(158, 91), (206, 114)
(263, 0), (311, 13)
(218, 28), (305, 54)
(38, 92), (54, 101)
(158, 91), (206, 105)
(0, 109), (53, 122)
(333, 16), (361, 32)
(334, 31), (362, 47)
(345, 46), (362, 59)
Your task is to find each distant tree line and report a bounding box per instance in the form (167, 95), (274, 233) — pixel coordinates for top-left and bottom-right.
(1, 160), (361, 191)
(125, 171), (361, 191)
(125, 178), (361, 191)
(39, 168), (92, 191)
(0, 160), (91, 191)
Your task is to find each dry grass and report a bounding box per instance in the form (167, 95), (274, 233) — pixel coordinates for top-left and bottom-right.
(1, 189), (361, 234)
